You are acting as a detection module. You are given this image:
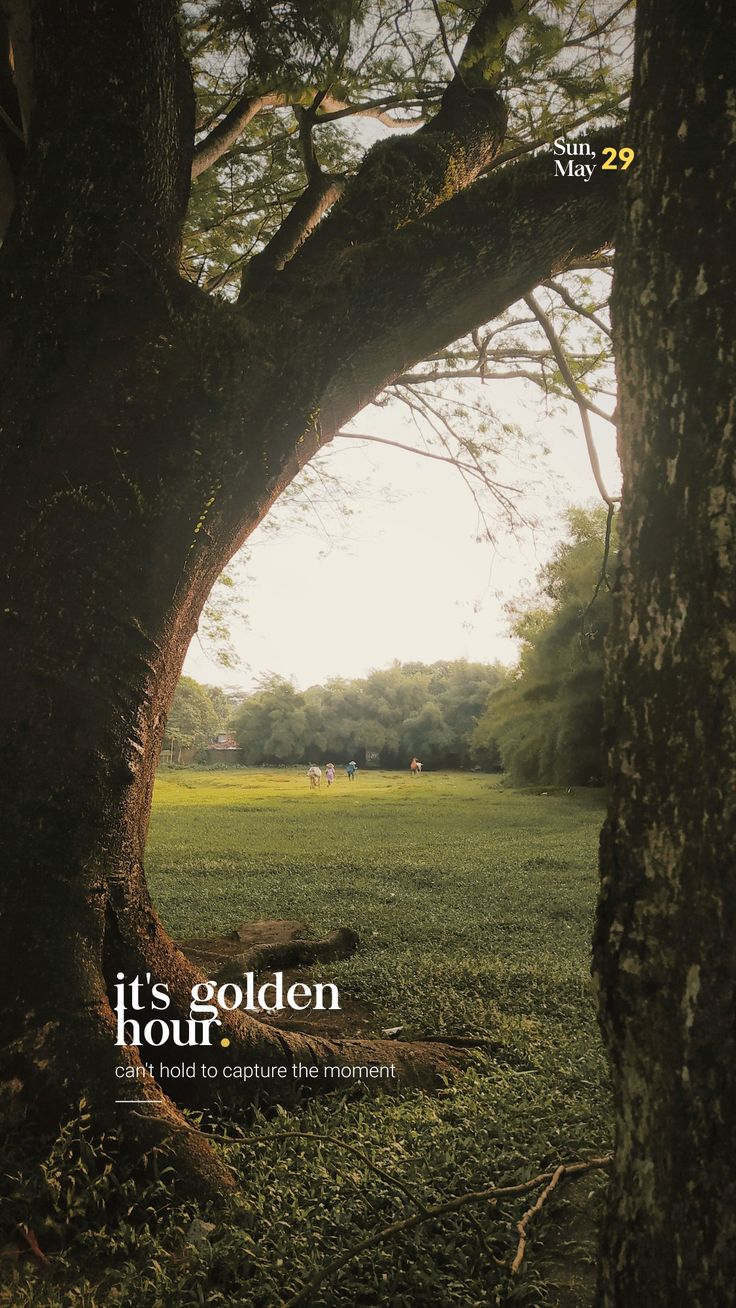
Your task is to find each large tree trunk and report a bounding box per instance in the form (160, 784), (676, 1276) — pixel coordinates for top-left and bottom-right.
(594, 0), (736, 1300)
(0, 266), (468, 1190)
(0, 4), (472, 1190)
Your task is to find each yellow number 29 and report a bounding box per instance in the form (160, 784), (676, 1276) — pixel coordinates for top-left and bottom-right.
(602, 146), (635, 170)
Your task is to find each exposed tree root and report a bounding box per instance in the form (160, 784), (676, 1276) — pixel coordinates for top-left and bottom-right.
(178, 920), (361, 987)
(0, 1013), (237, 1201)
(0, 869), (475, 1212)
(107, 877), (476, 1104)
(237, 926), (360, 978)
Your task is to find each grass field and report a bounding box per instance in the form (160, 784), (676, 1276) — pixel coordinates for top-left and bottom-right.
(149, 768), (607, 1049)
(6, 769), (613, 1308)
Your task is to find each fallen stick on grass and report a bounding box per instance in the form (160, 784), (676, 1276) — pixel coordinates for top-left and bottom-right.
(279, 1154), (613, 1307)
(134, 1112), (611, 1304)
(511, 1162), (565, 1275)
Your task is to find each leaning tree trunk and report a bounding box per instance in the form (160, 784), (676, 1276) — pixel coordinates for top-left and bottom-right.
(0, 2), (477, 1193)
(0, 313), (466, 1179)
(0, 237), (468, 1194)
(594, 0), (736, 1301)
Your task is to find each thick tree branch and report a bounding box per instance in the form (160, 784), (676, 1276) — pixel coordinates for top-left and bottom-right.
(192, 91), (276, 178)
(279, 128), (622, 442)
(290, 0), (530, 258)
(1, 0), (194, 272)
(192, 88), (434, 181)
(238, 103), (346, 294)
(295, 103), (321, 184)
(454, 0), (530, 90)
(193, 91), (273, 179)
(315, 93), (431, 127)
(238, 172), (345, 295)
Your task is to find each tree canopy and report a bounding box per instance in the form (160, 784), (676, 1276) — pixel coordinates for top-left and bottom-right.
(231, 659), (506, 766)
(176, 0), (627, 530)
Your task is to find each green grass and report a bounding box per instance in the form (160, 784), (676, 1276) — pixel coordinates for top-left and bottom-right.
(4, 770), (612, 1308)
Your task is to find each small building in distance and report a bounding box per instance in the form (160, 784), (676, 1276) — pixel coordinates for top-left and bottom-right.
(204, 732), (243, 766)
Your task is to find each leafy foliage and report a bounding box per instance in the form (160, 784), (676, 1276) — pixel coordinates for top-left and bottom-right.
(472, 506), (616, 784)
(230, 659), (506, 766)
(163, 675), (233, 760)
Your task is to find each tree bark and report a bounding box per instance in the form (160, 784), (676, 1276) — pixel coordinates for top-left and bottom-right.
(594, 0), (736, 1301)
(0, 0), (619, 1192)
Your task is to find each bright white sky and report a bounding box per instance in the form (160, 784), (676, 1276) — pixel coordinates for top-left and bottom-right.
(184, 378), (622, 693)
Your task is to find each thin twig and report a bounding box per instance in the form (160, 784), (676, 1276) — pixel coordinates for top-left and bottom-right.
(542, 279), (612, 339)
(132, 1114), (427, 1215)
(524, 293), (615, 425)
(582, 500), (616, 627)
(483, 94), (628, 174)
(131, 1109), (609, 1302)
(281, 1156), (612, 1307)
(431, 0), (462, 80)
(524, 292), (620, 508)
(335, 430), (521, 495)
(567, 0), (633, 48)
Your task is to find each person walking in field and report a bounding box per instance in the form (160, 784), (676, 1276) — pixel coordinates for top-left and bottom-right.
(307, 764), (322, 789)
(325, 763), (336, 786)
(346, 760), (357, 781)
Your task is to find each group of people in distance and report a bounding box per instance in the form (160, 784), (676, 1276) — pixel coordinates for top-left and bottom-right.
(306, 761), (357, 788)
(306, 758), (423, 788)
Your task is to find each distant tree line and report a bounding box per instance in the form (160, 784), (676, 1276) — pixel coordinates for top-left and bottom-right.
(166, 508), (613, 780)
(232, 661), (507, 769)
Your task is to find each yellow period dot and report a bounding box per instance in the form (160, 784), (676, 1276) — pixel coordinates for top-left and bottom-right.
(220, 1038), (230, 1048)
